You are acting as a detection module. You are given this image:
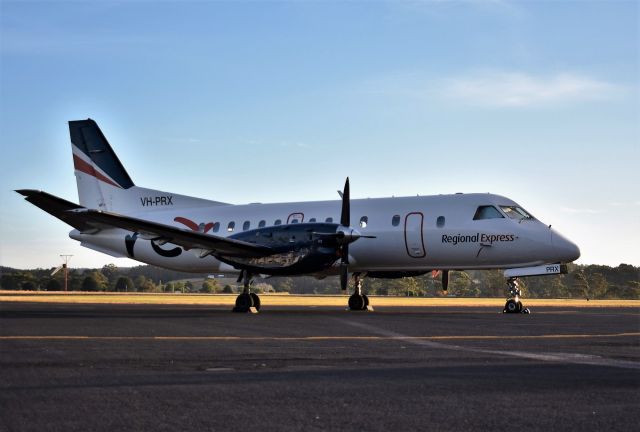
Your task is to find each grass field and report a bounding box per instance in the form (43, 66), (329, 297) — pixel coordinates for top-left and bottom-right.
(1, 291), (638, 308)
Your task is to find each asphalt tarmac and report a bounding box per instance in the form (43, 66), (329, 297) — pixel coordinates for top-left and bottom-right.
(1, 302), (638, 431)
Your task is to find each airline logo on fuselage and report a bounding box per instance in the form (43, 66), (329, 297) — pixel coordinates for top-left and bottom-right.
(442, 233), (516, 245)
(140, 196), (174, 207)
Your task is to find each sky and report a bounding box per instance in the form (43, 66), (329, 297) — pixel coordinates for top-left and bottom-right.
(0, 0), (638, 270)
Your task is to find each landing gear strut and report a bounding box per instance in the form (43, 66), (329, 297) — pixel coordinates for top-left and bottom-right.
(503, 277), (530, 314)
(348, 273), (371, 311)
(233, 271), (260, 313)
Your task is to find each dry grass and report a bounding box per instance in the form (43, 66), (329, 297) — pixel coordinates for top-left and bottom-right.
(0, 291), (638, 308)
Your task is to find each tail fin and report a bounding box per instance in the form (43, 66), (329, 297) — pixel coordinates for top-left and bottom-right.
(69, 119), (228, 213)
(70, 119), (134, 209)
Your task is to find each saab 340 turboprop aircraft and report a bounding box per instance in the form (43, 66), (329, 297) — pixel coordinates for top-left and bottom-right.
(17, 119), (580, 313)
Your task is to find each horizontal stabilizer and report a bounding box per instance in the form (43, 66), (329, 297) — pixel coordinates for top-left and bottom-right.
(16, 189), (97, 232)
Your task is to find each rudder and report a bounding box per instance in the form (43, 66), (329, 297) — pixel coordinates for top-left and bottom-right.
(70, 119), (134, 209)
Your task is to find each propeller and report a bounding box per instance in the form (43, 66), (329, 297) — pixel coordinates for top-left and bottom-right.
(336, 178), (375, 290)
(339, 178), (350, 290)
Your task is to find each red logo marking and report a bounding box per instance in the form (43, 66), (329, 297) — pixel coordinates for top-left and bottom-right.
(174, 217), (214, 233)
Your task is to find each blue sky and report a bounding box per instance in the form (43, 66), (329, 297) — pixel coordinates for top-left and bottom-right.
(1, 0), (638, 269)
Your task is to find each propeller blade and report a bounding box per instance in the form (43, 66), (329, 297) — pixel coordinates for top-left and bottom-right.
(341, 243), (349, 265)
(442, 270), (449, 291)
(340, 177), (350, 227)
(340, 262), (348, 290)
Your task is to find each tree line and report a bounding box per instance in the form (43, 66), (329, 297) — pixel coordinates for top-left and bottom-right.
(0, 263), (638, 299)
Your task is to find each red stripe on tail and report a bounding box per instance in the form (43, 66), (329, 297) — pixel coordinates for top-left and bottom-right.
(73, 154), (122, 189)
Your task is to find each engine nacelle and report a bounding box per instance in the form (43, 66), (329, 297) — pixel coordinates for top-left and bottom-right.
(218, 222), (343, 276)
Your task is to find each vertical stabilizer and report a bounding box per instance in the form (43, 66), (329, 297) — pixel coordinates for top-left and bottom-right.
(69, 119), (228, 213)
(70, 119), (134, 210)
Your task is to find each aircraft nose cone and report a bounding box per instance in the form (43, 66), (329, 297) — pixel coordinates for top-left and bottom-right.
(552, 231), (581, 262)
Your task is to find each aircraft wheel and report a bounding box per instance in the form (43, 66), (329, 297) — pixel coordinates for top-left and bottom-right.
(504, 299), (521, 314)
(363, 294), (370, 307)
(233, 293), (254, 313)
(348, 294), (366, 311)
(250, 293), (261, 311)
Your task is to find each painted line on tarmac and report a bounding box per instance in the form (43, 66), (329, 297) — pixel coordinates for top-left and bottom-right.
(337, 320), (640, 370)
(0, 332), (638, 342)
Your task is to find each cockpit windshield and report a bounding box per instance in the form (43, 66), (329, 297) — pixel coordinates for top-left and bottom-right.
(473, 206), (504, 220)
(500, 206), (534, 221)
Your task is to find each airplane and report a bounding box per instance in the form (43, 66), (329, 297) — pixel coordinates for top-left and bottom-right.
(17, 119), (581, 313)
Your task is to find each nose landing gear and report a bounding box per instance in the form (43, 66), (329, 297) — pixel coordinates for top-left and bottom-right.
(503, 277), (530, 314)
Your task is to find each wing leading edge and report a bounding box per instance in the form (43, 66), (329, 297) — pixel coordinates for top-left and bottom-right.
(16, 189), (272, 259)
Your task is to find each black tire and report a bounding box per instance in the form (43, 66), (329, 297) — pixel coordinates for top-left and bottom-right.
(504, 299), (519, 314)
(234, 293), (254, 312)
(362, 294), (370, 307)
(516, 300), (523, 313)
(250, 293), (261, 311)
(348, 294), (365, 311)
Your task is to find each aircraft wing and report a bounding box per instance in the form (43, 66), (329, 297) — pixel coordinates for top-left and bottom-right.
(16, 189), (273, 258)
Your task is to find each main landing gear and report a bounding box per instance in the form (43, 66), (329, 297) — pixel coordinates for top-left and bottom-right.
(233, 271), (261, 313)
(503, 277), (530, 314)
(348, 273), (372, 311)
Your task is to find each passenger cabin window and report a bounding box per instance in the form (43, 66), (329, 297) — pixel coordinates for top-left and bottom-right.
(359, 216), (368, 228)
(325, 217), (333, 223)
(500, 206), (534, 221)
(242, 221), (250, 231)
(274, 219), (282, 226)
(227, 221), (235, 232)
(258, 220), (266, 228)
(309, 218), (316, 223)
(212, 222), (220, 233)
(473, 206), (504, 220)
(392, 215), (400, 226)
(436, 216), (445, 228)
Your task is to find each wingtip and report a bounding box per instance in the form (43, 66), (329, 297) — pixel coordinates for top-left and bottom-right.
(15, 189), (39, 197)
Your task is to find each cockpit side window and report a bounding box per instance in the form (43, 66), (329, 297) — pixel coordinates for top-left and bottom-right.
(473, 206), (504, 220)
(500, 206), (534, 221)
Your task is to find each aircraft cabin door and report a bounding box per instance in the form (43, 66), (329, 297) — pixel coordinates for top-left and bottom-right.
(404, 212), (426, 258)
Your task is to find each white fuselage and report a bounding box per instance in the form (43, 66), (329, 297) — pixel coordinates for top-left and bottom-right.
(70, 192), (580, 275)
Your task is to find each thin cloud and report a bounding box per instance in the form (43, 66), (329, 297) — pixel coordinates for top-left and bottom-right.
(162, 137), (202, 144)
(560, 206), (603, 215)
(608, 201), (640, 207)
(279, 141), (310, 149)
(443, 71), (624, 108)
